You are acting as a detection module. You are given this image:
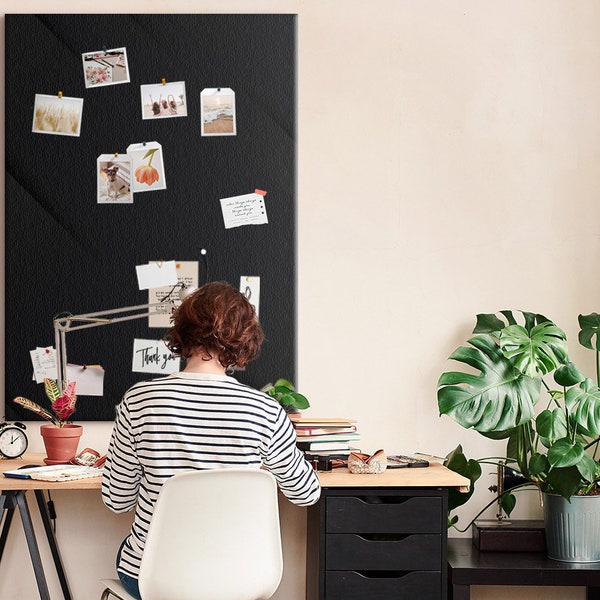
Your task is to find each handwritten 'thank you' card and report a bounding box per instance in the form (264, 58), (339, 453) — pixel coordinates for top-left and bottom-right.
(220, 193), (268, 229)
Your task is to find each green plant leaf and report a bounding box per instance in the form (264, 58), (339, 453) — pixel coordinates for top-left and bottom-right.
(444, 445), (482, 513)
(545, 466), (583, 499)
(499, 322), (568, 378)
(566, 378), (600, 436)
(575, 452), (597, 483)
(500, 492), (516, 517)
(273, 378), (295, 391)
(547, 438), (584, 469)
(536, 409), (568, 446)
(438, 334), (540, 433)
(554, 362), (585, 387)
(44, 378), (61, 402)
(529, 451), (550, 477)
(473, 313), (506, 334)
(578, 313), (600, 351)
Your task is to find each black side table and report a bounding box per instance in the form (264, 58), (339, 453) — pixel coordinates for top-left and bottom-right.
(448, 538), (600, 600)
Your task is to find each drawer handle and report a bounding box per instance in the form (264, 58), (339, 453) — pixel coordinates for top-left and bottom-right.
(353, 570), (411, 579)
(360, 496), (410, 505)
(357, 534), (408, 542)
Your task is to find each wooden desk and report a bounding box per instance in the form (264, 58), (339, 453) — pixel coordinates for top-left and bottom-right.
(307, 463), (470, 600)
(448, 538), (600, 600)
(0, 453), (102, 600)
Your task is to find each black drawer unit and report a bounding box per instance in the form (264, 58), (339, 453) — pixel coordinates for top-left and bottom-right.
(307, 487), (448, 600)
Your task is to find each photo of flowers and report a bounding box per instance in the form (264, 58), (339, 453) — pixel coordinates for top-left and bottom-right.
(32, 94), (83, 137)
(97, 154), (133, 204)
(140, 82), (187, 119)
(127, 142), (167, 193)
(82, 47), (130, 88)
(201, 88), (236, 136)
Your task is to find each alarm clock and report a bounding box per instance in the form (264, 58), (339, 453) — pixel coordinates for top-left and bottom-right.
(0, 422), (28, 459)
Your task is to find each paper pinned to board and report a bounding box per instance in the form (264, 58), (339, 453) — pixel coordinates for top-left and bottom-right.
(30, 347), (57, 383)
(220, 193), (268, 229)
(66, 364), (104, 396)
(136, 260), (178, 290)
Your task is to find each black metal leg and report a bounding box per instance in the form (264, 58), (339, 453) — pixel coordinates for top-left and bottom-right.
(0, 492), (15, 562)
(35, 490), (73, 600)
(14, 490), (51, 600)
(588, 586), (600, 600)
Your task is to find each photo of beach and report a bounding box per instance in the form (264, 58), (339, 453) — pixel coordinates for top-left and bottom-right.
(201, 88), (236, 136)
(82, 47), (130, 88)
(140, 82), (187, 119)
(32, 94), (83, 137)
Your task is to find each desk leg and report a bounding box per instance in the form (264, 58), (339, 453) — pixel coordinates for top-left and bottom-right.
(14, 490), (51, 600)
(34, 490), (73, 600)
(588, 587), (600, 600)
(0, 492), (15, 562)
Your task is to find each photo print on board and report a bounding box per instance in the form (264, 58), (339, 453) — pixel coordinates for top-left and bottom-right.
(127, 142), (167, 193)
(32, 93), (83, 137)
(82, 47), (130, 88)
(97, 154), (133, 204)
(140, 82), (187, 119)
(201, 88), (236, 136)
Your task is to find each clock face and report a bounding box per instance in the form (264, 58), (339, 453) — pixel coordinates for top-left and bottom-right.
(0, 426), (28, 459)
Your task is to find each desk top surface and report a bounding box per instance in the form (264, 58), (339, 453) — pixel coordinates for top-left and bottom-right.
(0, 453), (469, 492)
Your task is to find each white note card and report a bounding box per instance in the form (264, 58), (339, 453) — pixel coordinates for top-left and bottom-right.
(66, 364), (105, 396)
(136, 260), (178, 290)
(132, 339), (180, 374)
(240, 276), (260, 316)
(220, 193), (268, 229)
(30, 347), (57, 383)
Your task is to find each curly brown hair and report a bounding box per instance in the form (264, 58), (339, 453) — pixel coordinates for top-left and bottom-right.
(166, 281), (264, 368)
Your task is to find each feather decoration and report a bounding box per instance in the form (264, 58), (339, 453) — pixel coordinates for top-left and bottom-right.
(13, 396), (56, 423)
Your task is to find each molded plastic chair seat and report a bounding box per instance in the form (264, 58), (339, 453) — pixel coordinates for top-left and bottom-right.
(100, 468), (283, 600)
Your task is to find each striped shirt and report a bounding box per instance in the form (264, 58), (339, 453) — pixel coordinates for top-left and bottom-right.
(101, 372), (321, 580)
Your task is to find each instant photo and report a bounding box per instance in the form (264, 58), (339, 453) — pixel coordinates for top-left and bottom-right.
(201, 88), (236, 136)
(97, 155), (133, 204)
(140, 82), (187, 119)
(82, 47), (130, 88)
(32, 94), (83, 137)
(127, 142), (167, 193)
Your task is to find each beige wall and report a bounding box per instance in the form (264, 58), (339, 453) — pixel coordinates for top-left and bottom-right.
(2, 1), (599, 598)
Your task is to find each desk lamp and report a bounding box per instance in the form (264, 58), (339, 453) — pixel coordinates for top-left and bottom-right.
(53, 282), (196, 392)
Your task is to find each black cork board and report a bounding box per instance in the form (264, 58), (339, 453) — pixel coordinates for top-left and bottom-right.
(4, 14), (297, 421)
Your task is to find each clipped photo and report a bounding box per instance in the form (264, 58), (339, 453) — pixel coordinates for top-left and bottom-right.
(82, 47), (130, 88)
(140, 82), (187, 119)
(97, 155), (133, 204)
(127, 142), (167, 193)
(32, 94), (83, 137)
(201, 88), (236, 136)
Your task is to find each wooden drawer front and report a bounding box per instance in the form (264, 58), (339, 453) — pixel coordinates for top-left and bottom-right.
(326, 496), (442, 534)
(326, 570), (441, 600)
(326, 533), (441, 571)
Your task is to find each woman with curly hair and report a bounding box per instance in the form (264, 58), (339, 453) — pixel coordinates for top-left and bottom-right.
(102, 282), (320, 600)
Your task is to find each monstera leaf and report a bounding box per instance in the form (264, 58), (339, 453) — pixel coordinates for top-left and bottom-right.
(438, 334), (540, 433)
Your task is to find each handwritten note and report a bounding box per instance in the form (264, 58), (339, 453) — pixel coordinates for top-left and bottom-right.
(220, 193), (268, 229)
(132, 339), (180, 374)
(148, 261), (199, 328)
(30, 347), (57, 383)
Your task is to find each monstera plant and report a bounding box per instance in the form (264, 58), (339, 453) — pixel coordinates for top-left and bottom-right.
(438, 311), (600, 502)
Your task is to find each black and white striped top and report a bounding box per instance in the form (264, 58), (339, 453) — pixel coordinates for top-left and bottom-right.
(101, 372), (321, 579)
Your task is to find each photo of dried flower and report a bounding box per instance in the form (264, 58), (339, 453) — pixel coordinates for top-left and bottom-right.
(32, 94), (83, 137)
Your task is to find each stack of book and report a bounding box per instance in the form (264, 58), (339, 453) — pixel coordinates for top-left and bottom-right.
(289, 415), (360, 460)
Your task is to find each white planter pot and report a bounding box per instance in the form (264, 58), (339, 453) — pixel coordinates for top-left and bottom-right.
(543, 492), (600, 562)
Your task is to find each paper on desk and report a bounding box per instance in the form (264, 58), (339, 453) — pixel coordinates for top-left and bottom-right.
(30, 347), (57, 383)
(220, 193), (268, 229)
(66, 364), (104, 396)
(136, 260), (178, 290)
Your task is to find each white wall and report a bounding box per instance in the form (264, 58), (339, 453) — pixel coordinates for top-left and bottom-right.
(2, 1), (599, 598)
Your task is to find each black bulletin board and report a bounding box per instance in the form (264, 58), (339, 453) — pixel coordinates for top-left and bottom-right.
(4, 14), (297, 421)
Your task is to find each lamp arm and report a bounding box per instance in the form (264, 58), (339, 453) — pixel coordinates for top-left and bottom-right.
(53, 301), (176, 391)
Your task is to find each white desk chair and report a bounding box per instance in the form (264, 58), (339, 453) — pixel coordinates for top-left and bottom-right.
(100, 468), (283, 600)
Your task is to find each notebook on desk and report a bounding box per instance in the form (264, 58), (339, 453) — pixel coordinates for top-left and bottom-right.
(4, 464), (103, 482)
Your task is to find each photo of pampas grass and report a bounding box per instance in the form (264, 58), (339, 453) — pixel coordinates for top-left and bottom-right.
(32, 94), (83, 137)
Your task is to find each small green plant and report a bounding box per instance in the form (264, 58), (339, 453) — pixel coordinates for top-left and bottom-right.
(261, 378), (310, 412)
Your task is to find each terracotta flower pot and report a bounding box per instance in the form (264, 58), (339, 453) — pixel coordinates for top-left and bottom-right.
(40, 424), (83, 465)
